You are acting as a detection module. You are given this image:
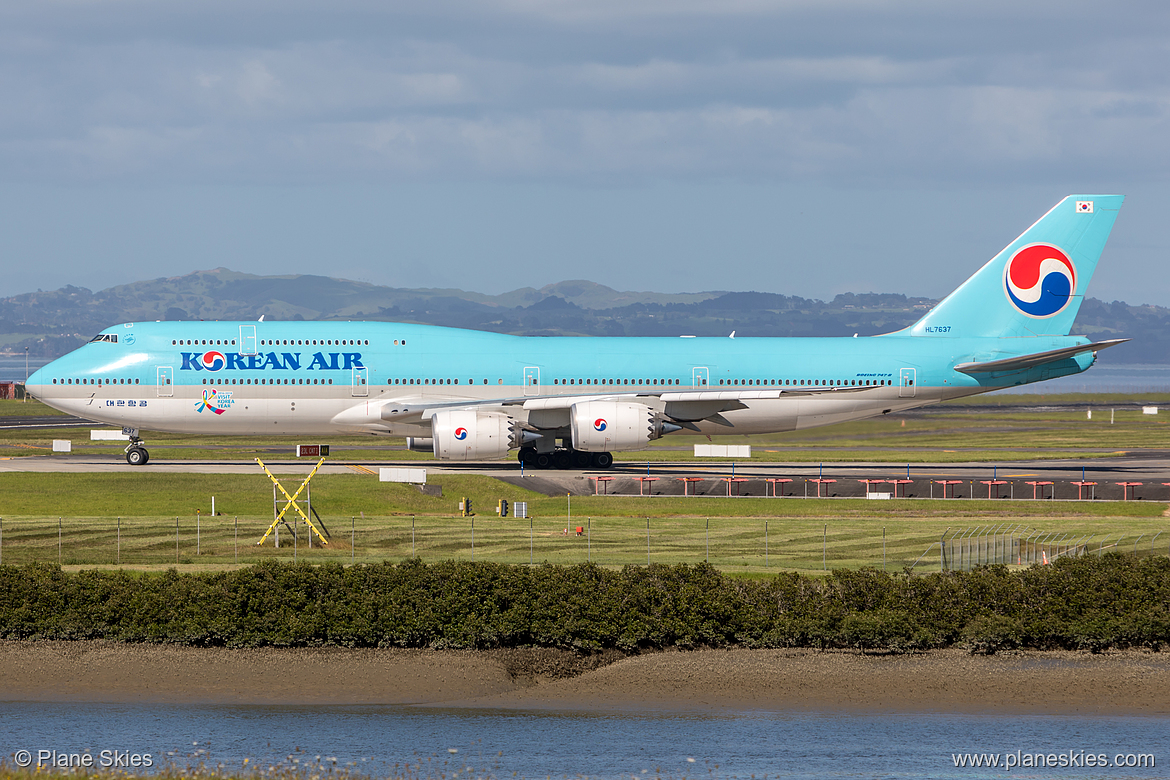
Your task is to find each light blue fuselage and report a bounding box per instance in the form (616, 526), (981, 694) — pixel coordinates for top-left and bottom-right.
(27, 320), (1093, 437)
(23, 194), (1123, 462)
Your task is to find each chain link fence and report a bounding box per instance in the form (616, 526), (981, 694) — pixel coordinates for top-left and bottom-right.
(0, 515), (1166, 574)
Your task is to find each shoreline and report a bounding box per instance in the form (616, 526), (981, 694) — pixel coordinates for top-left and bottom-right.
(1, 642), (1169, 715)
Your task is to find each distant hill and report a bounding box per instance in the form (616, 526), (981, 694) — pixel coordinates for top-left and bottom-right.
(1, 268), (1164, 364)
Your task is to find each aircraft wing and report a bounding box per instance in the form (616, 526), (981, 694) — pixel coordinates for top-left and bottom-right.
(377, 384), (876, 428)
(953, 338), (1129, 374)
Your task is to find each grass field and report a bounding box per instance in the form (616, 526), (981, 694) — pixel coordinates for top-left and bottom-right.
(0, 473), (1165, 574)
(2, 395), (1168, 463)
(3, 393), (1168, 574)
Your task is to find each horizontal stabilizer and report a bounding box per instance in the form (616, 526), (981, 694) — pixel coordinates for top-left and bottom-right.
(954, 338), (1129, 374)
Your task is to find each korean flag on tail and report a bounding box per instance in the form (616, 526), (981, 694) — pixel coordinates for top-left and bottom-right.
(1076, 200), (1094, 213)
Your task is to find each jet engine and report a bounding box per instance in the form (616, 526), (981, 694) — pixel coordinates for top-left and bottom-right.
(570, 401), (680, 452)
(404, 437), (434, 453)
(430, 410), (531, 460)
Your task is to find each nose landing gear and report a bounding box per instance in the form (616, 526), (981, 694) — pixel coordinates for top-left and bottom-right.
(124, 433), (150, 466)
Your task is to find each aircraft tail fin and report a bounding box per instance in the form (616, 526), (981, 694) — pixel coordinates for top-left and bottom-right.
(908, 195), (1124, 338)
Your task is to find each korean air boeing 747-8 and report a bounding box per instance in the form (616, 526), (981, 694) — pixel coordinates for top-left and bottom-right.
(27, 195), (1128, 468)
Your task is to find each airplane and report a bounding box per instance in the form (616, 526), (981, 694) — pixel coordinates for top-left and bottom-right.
(26, 194), (1128, 468)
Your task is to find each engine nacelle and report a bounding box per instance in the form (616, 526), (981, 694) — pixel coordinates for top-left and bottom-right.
(405, 437), (434, 453)
(570, 401), (664, 452)
(430, 410), (518, 461)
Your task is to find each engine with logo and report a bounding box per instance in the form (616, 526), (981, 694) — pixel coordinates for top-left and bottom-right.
(430, 409), (524, 460)
(569, 400), (679, 452)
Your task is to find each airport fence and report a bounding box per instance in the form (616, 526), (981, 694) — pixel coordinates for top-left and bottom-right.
(0, 514), (1166, 574)
(578, 473), (1170, 502)
(914, 525), (1167, 571)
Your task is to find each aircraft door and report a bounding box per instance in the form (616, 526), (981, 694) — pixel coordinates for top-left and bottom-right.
(899, 368), (916, 398)
(239, 325), (257, 355)
(692, 367), (709, 388)
(524, 367), (540, 396)
(351, 366), (368, 397)
(156, 366), (173, 397)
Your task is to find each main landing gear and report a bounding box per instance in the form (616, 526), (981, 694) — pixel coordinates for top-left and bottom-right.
(125, 436), (150, 466)
(518, 447), (612, 470)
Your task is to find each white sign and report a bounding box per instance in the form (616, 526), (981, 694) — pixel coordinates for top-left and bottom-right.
(52, 440), (72, 453)
(694, 444), (751, 458)
(91, 430), (130, 441)
(514, 501), (528, 518)
(1142, 406), (1158, 415)
(379, 467), (427, 484)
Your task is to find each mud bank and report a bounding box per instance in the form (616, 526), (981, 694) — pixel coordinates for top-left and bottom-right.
(1, 642), (1167, 714)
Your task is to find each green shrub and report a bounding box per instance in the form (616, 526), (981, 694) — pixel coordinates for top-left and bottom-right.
(961, 614), (1023, 655)
(0, 555), (1167, 653)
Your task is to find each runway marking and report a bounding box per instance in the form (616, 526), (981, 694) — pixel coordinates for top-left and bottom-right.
(0, 423), (92, 430)
(345, 464), (378, 475)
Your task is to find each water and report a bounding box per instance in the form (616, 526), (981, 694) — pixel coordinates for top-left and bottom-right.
(993, 363), (1170, 395)
(0, 356), (49, 384)
(0, 702), (1165, 779)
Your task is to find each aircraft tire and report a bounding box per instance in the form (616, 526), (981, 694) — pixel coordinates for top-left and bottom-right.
(553, 450), (572, 469)
(517, 447), (538, 466)
(534, 453), (553, 469)
(126, 446), (149, 466)
(573, 450), (592, 468)
(591, 451), (614, 469)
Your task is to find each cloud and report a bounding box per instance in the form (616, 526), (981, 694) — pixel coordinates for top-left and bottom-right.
(1, 1), (1168, 186)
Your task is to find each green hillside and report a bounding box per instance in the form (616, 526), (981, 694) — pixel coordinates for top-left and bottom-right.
(1, 268), (1163, 364)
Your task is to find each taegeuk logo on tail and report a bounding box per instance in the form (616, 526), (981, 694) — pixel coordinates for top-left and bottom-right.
(1003, 243), (1076, 318)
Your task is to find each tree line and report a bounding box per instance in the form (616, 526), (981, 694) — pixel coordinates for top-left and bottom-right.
(1, 555), (1166, 654)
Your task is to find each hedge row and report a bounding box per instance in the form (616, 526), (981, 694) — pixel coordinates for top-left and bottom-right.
(1, 555), (1168, 653)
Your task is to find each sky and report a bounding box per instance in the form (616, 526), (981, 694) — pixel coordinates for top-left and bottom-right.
(2, 0), (1168, 304)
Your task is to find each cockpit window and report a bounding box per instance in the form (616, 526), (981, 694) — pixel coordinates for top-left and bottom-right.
(89, 334), (118, 343)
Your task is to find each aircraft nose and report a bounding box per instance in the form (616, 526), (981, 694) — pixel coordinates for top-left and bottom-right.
(25, 365), (48, 393)
(25, 360), (59, 398)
